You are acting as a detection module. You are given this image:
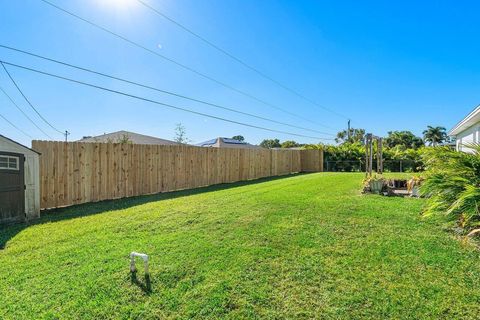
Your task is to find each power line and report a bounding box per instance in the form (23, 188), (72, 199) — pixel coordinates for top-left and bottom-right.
(0, 60), (336, 141)
(0, 112), (34, 139)
(1, 62), (64, 135)
(0, 85), (53, 139)
(38, 0), (336, 130)
(136, 0), (350, 120)
(0, 44), (335, 137)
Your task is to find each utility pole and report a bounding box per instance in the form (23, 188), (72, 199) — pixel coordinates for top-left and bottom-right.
(64, 130), (70, 142)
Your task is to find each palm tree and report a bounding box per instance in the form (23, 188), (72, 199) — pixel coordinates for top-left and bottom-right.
(423, 126), (447, 146)
(335, 128), (365, 144)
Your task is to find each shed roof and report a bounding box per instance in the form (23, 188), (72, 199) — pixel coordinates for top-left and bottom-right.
(0, 134), (40, 155)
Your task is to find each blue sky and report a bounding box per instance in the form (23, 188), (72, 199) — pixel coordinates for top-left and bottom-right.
(1, 0), (479, 146)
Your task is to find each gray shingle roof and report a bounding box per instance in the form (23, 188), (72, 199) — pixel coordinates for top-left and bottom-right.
(78, 130), (181, 145)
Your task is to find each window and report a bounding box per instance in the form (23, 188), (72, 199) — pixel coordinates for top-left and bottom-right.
(0, 155), (19, 170)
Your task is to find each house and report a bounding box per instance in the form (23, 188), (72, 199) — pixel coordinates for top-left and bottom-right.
(196, 137), (263, 149)
(78, 130), (181, 145)
(449, 105), (480, 152)
(0, 135), (40, 224)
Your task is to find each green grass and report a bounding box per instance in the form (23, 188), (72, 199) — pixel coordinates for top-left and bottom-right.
(1, 173), (480, 319)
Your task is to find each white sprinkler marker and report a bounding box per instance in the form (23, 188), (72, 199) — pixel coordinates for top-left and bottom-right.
(130, 252), (149, 275)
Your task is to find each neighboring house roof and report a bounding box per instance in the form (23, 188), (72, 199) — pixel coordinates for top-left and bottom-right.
(78, 130), (181, 145)
(0, 134), (41, 155)
(196, 137), (263, 149)
(449, 105), (480, 136)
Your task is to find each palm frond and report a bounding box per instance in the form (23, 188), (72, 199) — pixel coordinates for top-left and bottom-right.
(421, 145), (480, 229)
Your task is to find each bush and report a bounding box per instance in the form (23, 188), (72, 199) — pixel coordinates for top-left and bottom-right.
(322, 143), (364, 172)
(304, 143), (424, 172)
(421, 145), (480, 230)
(383, 146), (424, 172)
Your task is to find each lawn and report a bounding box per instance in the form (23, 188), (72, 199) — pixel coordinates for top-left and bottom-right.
(1, 173), (480, 319)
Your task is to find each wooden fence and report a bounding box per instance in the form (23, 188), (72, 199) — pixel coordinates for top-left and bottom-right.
(32, 141), (323, 209)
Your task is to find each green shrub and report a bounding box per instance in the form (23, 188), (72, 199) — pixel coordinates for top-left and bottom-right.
(383, 146), (424, 172)
(421, 144), (480, 229)
(304, 143), (424, 172)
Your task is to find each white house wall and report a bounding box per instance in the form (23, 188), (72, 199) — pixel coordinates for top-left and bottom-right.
(456, 124), (480, 153)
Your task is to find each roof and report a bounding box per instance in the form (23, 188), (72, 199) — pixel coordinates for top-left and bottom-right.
(196, 137), (262, 149)
(449, 105), (480, 136)
(78, 130), (181, 145)
(197, 138), (218, 147)
(0, 134), (41, 155)
(221, 138), (251, 145)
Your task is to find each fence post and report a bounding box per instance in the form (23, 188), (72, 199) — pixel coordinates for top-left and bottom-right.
(319, 149), (324, 172)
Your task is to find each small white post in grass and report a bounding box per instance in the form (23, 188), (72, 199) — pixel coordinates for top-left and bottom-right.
(130, 252), (149, 275)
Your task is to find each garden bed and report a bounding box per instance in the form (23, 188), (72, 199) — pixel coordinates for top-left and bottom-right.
(363, 176), (422, 197)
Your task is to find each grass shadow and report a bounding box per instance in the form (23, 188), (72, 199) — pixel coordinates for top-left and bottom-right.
(130, 271), (152, 295)
(0, 173), (310, 249)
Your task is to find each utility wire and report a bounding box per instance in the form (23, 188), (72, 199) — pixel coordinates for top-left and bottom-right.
(1, 62), (64, 135)
(137, 0), (349, 120)
(0, 44), (335, 136)
(0, 60), (336, 141)
(0, 85), (53, 139)
(0, 112), (34, 139)
(38, 0), (336, 130)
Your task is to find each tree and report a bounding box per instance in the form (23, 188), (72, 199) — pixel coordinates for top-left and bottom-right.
(335, 128), (366, 144)
(260, 138), (281, 149)
(116, 133), (132, 144)
(423, 126), (447, 146)
(231, 135), (245, 142)
(104, 133), (131, 144)
(281, 140), (300, 148)
(385, 131), (424, 149)
(173, 123), (190, 144)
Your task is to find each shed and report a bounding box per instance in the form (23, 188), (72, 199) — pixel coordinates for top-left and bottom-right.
(0, 135), (40, 224)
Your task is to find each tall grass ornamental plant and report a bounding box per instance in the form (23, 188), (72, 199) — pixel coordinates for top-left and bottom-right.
(421, 144), (480, 231)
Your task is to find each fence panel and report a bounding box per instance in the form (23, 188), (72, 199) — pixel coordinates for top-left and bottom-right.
(301, 149), (324, 172)
(32, 141), (324, 209)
